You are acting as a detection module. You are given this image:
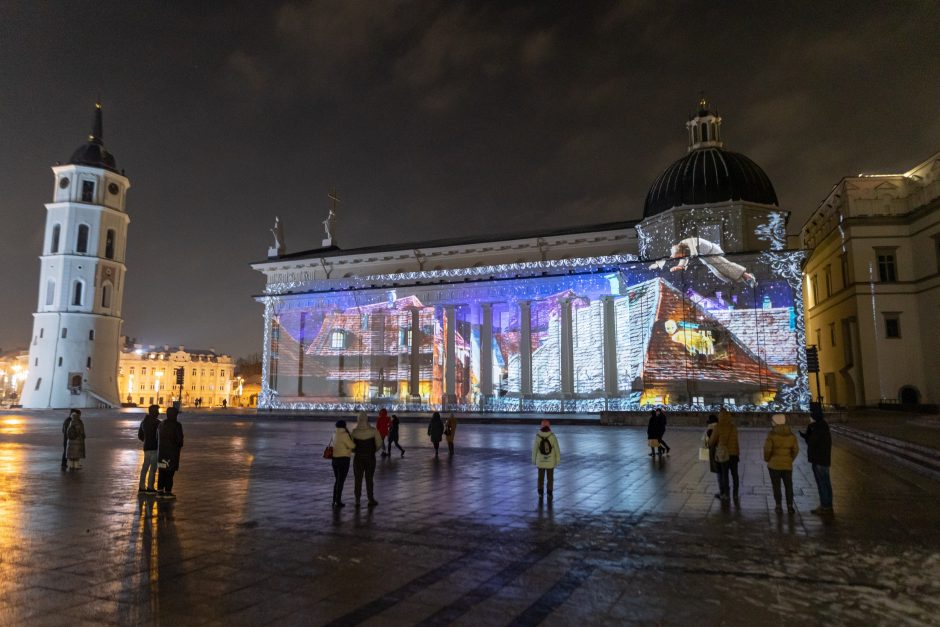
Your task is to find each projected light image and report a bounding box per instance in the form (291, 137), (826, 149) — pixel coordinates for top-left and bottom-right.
(260, 251), (808, 413)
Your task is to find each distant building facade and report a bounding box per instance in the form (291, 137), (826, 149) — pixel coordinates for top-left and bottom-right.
(21, 104), (130, 409)
(117, 341), (234, 407)
(801, 150), (940, 408)
(252, 100), (810, 413)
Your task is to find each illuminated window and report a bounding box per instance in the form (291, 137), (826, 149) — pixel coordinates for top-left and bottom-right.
(220, 370), (225, 377)
(692, 396), (704, 405)
(105, 229), (115, 259)
(210, 370), (215, 377)
(51, 224), (61, 253)
(81, 180), (95, 202)
(192, 368), (196, 376)
(76, 224), (89, 254)
(883, 312), (901, 339)
(330, 330), (346, 349)
(875, 248), (897, 282)
(142, 367), (147, 375)
(723, 398), (736, 406)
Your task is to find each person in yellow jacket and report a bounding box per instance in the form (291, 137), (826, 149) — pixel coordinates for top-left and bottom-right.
(330, 420), (355, 508)
(445, 414), (458, 456)
(764, 413), (799, 514)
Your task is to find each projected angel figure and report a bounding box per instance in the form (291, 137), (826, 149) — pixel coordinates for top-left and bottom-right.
(649, 237), (757, 287)
(270, 216), (285, 254)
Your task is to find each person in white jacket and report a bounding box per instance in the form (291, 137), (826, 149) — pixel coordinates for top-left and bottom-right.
(649, 237), (757, 287)
(532, 419), (560, 502)
(331, 420), (355, 508)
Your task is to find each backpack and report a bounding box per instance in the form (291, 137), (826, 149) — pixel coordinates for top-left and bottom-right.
(538, 435), (553, 456)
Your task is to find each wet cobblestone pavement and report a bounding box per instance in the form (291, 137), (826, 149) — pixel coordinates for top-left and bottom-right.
(1, 410), (939, 626)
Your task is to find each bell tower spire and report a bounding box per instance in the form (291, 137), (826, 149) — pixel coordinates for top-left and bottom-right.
(89, 101), (103, 144)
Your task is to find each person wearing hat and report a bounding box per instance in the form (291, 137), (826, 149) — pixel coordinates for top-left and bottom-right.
(352, 411), (383, 507)
(800, 407), (833, 515)
(532, 420), (560, 502)
(763, 413), (799, 514)
(157, 406), (184, 499)
(64, 410), (85, 470)
(331, 420), (355, 508)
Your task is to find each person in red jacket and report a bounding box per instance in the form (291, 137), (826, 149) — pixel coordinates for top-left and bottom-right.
(376, 408), (392, 457)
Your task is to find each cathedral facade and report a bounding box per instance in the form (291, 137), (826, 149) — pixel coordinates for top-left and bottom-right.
(252, 101), (809, 413)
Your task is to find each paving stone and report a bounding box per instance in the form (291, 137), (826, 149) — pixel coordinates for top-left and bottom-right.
(1, 410), (940, 624)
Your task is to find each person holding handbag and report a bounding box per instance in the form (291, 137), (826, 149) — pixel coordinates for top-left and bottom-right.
(709, 408), (740, 502)
(764, 413), (799, 514)
(330, 420), (355, 508)
(157, 406), (184, 499)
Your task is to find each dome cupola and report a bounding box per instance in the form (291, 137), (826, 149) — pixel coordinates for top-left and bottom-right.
(643, 97), (778, 218)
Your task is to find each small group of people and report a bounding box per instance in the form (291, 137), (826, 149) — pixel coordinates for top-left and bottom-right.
(427, 411), (457, 457)
(646, 407), (671, 457)
(704, 408), (833, 515)
(137, 404), (184, 499)
(375, 409), (404, 457)
(330, 411), (382, 508)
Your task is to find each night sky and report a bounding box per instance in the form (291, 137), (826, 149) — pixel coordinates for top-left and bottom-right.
(1, 1), (939, 359)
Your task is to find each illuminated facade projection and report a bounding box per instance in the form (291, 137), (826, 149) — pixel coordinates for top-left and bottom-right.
(252, 98), (810, 413)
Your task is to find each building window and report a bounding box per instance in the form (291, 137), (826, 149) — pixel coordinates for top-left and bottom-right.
(72, 281), (83, 306)
(61, 328), (68, 339)
(105, 229), (116, 259)
(58, 357), (63, 366)
(876, 248), (897, 282)
(192, 368), (196, 376)
(884, 312), (901, 339)
(330, 330), (346, 349)
(130, 367), (134, 374)
(811, 274), (818, 306)
(101, 282), (112, 309)
(34, 378), (42, 391)
(40, 328), (44, 338)
(840, 252), (850, 288)
(51, 224), (61, 253)
(86, 357), (92, 368)
(89, 330), (95, 340)
(824, 265), (832, 298)
(142, 367), (147, 375)
(220, 369), (225, 377)
(76, 224), (89, 254)
(829, 322), (836, 347)
(81, 180), (95, 202)
(45, 280), (56, 306)
(815, 329), (822, 351)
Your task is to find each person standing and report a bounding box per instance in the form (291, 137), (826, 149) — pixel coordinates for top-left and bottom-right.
(331, 420), (355, 508)
(389, 414), (405, 457)
(709, 408), (740, 502)
(763, 413), (799, 514)
(703, 414), (720, 486)
(800, 409), (833, 515)
(445, 413), (458, 455)
(532, 420), (560, 502)
(137, 405), (161, 493)
(647, 408), (669, 456)
(376, 408), (391, 457)
(157, 406), (184, 499)
(65, 410), (86, 470)
(61, 410), (77, 470)
(428, 412), (445, 457)
(352, 411), (382, 507)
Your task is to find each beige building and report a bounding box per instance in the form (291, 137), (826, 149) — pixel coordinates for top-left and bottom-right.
(801, 150), (940, 409)
(117, 341), (234, 408)
(0, 348), (29, 406)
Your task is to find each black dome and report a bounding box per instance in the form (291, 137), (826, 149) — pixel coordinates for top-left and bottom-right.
(644, 147), (777, 218)
(69, 141), (117, 172)
(68, 104), (118, 172)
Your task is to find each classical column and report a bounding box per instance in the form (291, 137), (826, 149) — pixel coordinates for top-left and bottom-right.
(560, 298), (574, 397)
(519, 301), (532, 397)
(410, 307), (421, 402)
(602, 296), (619, 398)
(480, 303), (493, 403)
(444, 304), (457, 404)
(297, 311), (306, 396)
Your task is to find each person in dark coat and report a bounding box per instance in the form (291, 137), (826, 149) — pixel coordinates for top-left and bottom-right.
(655, 408), (670, 455)
(65, 410), (85, 470)
(646, 409), (669, 457)
(389, 414), (405, 457)
(427, 412), (445, 457)
(800, 409), (833, 515)
(157, 406), (184, 499)
(61, 410), (77, 470)
(138, 405), (161, 493)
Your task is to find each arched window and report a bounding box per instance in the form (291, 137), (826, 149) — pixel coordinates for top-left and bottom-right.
(701, 122), (708, 142)
(76, 224), (89, 254)
(101, 281), (112, 309)
(330, 330), (347, 349)
(45, 280), (56, 306)
(72, 280), (84, 306)
(51, 224), (61, 253)
(105, 229), (115, 259)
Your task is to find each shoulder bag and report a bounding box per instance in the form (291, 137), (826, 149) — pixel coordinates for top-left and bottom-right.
(323, 436), (334, 460)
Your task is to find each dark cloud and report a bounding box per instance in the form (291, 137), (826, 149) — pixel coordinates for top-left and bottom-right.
(1, 1), (939, 359)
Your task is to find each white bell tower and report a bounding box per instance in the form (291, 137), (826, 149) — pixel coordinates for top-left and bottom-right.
(21, 103), (130, 409)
